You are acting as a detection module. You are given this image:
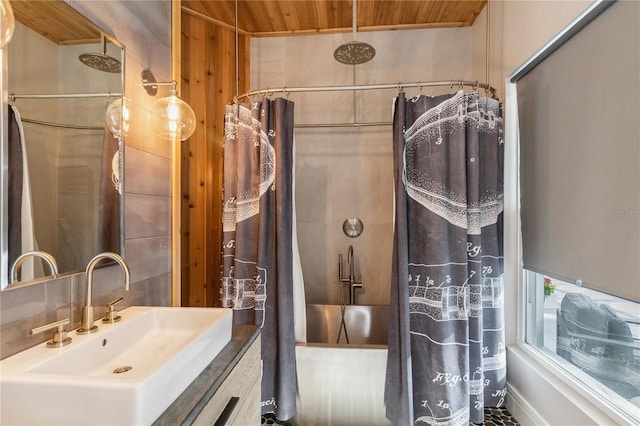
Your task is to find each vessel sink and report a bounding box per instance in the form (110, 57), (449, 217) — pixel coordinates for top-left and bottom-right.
(0, 306), (233, 425)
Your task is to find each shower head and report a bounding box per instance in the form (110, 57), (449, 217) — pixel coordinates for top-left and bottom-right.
(79, 53), (121, 73)
(79, 35), (121, 73)
(334, 0), (375, 65)
(334, 41), (376, 65)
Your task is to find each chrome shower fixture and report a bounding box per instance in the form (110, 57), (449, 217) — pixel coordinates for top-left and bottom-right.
(334, 0), (375, 65)
(343, 218), (363, 238)
(79, 35), (121, 73)
(334, 41), (376, 65)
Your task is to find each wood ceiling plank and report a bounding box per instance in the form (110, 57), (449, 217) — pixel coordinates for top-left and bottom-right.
(12, 0), (101, 45)
(241, 0), (274, 33)
(315, 0), (344, 30)
(181, 0), (487, 35)
(267, 0), (295, 32)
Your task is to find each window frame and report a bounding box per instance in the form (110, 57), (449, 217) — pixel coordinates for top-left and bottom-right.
(505, 80), (638, 422)
(504, 2), (638, 422)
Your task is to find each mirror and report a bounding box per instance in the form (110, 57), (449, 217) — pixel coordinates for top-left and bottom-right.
(1, 0), (125, 289)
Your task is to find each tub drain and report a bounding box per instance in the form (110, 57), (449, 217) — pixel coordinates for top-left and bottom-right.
(113, 366), (132, 374)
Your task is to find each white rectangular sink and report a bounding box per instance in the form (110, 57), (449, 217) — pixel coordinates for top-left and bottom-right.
(0, 306), (233, 425)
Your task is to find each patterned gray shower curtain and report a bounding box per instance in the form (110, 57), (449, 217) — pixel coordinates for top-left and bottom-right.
(385, 91), (506, 426)
(8, 106), (24, 271)
(221, 98), (297, 421)
(96, 111), (121, 254)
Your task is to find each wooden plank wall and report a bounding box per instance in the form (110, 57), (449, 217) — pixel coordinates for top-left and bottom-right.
(180, 12), (250, 307)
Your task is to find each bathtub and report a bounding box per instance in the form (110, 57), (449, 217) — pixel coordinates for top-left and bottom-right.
(306, 303), (389, 346)
(294, 304), (391, 425)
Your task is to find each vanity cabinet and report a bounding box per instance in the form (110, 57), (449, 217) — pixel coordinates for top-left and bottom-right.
(194, 335), (261, 425)
(153, 325), (261, 426)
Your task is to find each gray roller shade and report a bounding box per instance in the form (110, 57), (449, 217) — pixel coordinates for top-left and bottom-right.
(515, 0), (639, 302)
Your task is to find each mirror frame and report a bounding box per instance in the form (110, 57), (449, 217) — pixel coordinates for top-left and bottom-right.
(1, 3), (126, 290)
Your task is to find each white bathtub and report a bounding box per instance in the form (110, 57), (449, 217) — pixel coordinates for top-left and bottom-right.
(294, 304), (391, 425)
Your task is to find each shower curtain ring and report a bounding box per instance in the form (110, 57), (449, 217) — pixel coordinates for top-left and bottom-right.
(473, 81), (479, 91)
(417, 81), (422, 92)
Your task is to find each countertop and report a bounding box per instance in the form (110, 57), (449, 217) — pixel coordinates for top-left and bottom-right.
(153, 324), (261, 425)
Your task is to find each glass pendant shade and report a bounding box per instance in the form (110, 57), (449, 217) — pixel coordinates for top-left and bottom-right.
(0, 0), (15, 49)
(152, 90), (196, 141)
(105, 98), (130, 139)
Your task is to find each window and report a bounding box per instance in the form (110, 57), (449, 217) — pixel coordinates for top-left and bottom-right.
(524, 270), (640, 419)
(511, 0), (640, 422)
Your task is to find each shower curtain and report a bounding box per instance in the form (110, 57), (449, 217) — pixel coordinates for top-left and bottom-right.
(8, 105), (25, 270)
(385, 91), (505, 426)
(8, 105), (39, 280)
(96, 104), (122, 254)
(221, 98), (300, 421)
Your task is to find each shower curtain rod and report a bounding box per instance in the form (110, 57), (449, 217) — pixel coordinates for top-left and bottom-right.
(294, 121), (391, 128)
(21, 117), (104, 131)
(9, 92), (122, 102)
(233, 79), (498, 103)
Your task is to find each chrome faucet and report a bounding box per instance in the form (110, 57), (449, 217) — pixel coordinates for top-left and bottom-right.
(77, 252), (130, 335)
(347, 245), (363, 305)
(339, 245), (363, 305)
(10, 251), (58, 283)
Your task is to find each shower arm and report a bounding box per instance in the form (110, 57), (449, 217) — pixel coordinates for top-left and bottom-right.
(351, 0), (357, 41)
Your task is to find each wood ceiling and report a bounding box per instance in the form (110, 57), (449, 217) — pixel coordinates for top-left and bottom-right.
(182, 0), (487, 36)
(10, 1), (488, 45)
(11, 0), (101, 45)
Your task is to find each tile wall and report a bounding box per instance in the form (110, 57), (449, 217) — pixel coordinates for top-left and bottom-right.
(251, 28), (473, 305)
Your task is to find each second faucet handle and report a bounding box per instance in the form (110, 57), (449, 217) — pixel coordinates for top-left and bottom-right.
(102, 296), (124, 323)
(31, 318), (72, 348)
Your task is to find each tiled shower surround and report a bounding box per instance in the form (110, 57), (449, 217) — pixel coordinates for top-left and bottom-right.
(251, 28), (477, 306)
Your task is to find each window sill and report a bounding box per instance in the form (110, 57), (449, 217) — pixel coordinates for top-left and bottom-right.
(506, 343), (637, 425)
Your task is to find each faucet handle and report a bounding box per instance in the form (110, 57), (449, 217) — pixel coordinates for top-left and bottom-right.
(31, 318), (72, 348)
(102, 296), (124, 323)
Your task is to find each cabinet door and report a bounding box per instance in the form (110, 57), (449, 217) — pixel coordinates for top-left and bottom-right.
(195, 336), (261, 425)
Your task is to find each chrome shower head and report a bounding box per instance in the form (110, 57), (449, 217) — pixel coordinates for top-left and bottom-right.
(334, 0), (375, 65)
(79, 52), (121, 73)
(79, 34), (121, 73)
(334, 41), (376, 65)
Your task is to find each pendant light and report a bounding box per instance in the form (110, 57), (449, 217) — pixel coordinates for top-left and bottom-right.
(105, 97), (130, 139)
(0, 0), (15, 48)
(141, 69), (196, 141)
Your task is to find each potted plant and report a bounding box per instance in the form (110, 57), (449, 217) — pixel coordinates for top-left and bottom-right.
(544, 277), (556, 299)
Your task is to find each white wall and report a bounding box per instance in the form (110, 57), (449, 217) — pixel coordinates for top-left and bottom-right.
(473, 1), (627, 424)
(252, 28), (473, 306)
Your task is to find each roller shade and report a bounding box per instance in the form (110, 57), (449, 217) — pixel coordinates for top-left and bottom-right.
(515, 0), (640, 302)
